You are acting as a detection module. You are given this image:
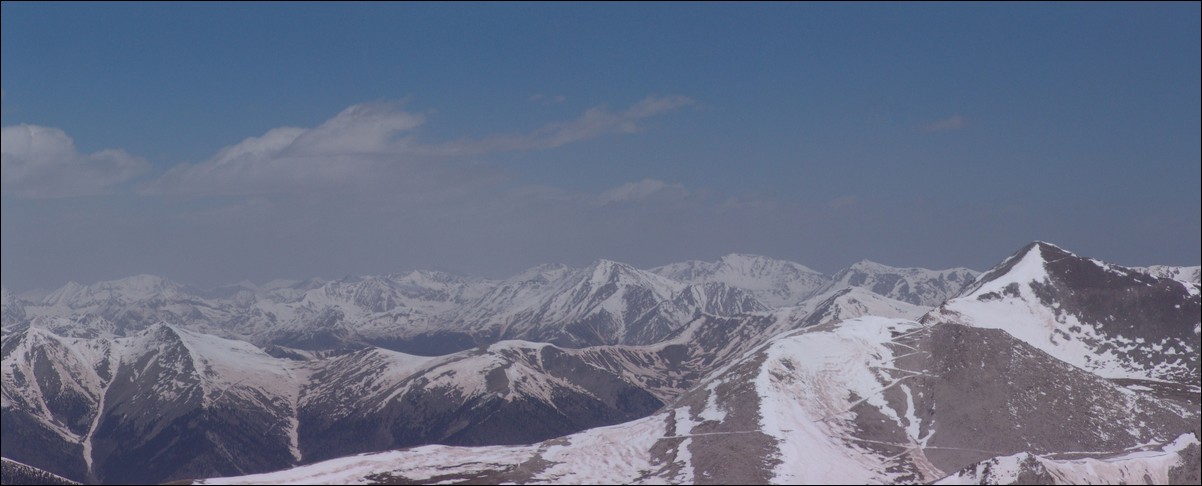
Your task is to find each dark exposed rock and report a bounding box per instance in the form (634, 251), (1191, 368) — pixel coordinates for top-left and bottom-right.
(0, 411), (89, 484)
(0, 458), (79, 485)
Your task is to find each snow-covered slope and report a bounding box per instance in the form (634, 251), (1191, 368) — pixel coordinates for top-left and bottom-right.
(198, 413), (675, 486)
(1136, 265), (1202, 285)
(935, 433), (1199, 485)
(196, 317), (1195, 485)
(452, 259), (767, 347)
(284, 271), (495, 329)
(799, 287), (928, 326)
(925, 241), (1201, 384)
(304, 272), (477, 315)
(652, 253), (977, 310)
(20, 275), (255, 340)
(819, 260), (979, 307)
(247, 271), (497, 351)
(651, 253), (830, 307)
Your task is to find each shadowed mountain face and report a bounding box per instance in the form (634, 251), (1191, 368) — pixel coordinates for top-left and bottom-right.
(89, 326), (298, 485)
(1, 325), (664, 484)
(1, 329), (102, 483)
(2, 325), (299, 484)
(1, 458), (79, 486)
(296, 341), (663, 464)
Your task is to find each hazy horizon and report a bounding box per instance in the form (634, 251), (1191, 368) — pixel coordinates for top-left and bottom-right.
(3, 3), (1199, 291)
(2, 239), (1195, 296)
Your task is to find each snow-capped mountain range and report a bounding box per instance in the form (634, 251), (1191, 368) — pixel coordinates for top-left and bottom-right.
(2, 244), (1198, 485)
(818, 260), (979, 307)
(650, 253), (830, 307)
(1, 254), (979, 353)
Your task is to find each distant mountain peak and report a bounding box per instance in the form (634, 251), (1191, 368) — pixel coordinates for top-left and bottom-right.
(821, 259), (979, 308)
(651, 254), (827, 308)
(39, 275), (189, 308)
(1135, 264), (1202, 285)
(847, 259), (889, 271)
(1031, 239), (1068, 251)
(585, 258), (634, 275)
(507, 263), (573, 283)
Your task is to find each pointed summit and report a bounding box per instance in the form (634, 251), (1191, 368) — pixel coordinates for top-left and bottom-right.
(927, 241), (1201, 384)
(952, 241), (1050, 298)
(580, 258), (679, 293)
(40, 275), (188, 308)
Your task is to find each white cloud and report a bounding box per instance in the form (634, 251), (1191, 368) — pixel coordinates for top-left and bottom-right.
(597, 178), (689, 204)
(1, 124), (148, 198)
(146, 102), (434, 196)
(147, 96), (696, 196)
(920, 114), (967, 133)
(435, 95), (696, 155)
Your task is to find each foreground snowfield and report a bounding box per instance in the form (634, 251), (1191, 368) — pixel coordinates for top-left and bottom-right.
(202, 433), (1201, 485)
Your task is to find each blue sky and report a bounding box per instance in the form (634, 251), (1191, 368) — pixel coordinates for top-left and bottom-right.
(2, 3), (1199, 289)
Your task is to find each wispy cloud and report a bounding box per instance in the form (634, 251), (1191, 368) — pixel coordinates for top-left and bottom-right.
(920, 114), (967, 133)
(435, 95), (696, 155)
(1, 124), (149, 198)
(145, 95), (697, 196)
(597, 179), (689, 205)
(144, 102), (440, 196)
